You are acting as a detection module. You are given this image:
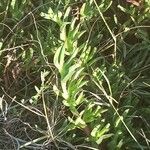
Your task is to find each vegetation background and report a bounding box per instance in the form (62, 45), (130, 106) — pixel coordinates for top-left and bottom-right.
(0, 0), (150, 149)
